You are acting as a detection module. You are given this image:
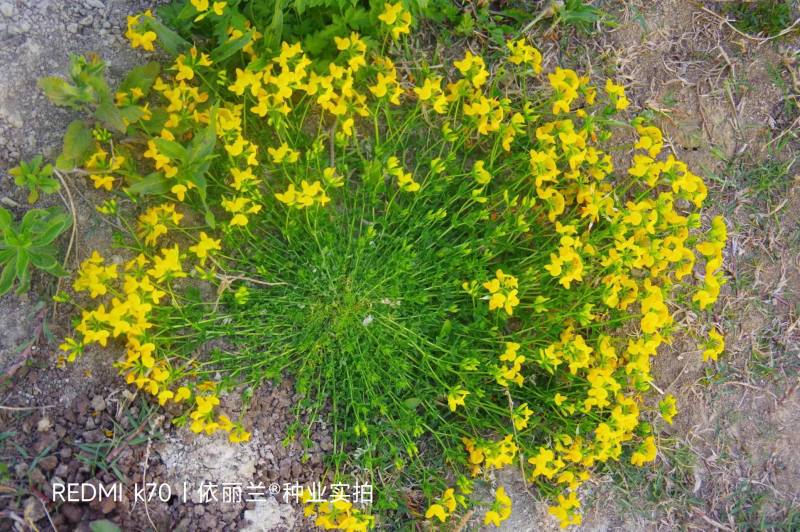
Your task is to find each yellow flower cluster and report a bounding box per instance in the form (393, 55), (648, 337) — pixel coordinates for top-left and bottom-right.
(424, 488), (458, 522)
(507, 38), (542, 72)
(124, 10), (156, 51)
(137, 203), (183, 246)
(693, 216), (726, 309)
(190, 0), (227, 19)
(302, 493), (375, 532)
(702, 328), (725, 362)
(84, 147), (125, 191)
(67, 207), (239, 441)
(378, 2), (411, 39)
(484, 486), (512, 526)
(73, 251), (118, 299)
(496, 341), (526, 387)
(275, 180), (331, 208)
(462, 435), (518, 477)
(174, 46), (213, 82)
(386, 156), (420, 192)
(483, 269), (520, 315)
(658, 394), (678, 424)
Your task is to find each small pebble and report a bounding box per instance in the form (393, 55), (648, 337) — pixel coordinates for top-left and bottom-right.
(91, 395), (106, 412)
(37, 417), (52, 432)
(0, 2), (14, 18)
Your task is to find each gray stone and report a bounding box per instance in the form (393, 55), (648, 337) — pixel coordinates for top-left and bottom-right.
(91, 395), (106, 412)
(0, 2), (14, 18)
(23, 496), (46, 523)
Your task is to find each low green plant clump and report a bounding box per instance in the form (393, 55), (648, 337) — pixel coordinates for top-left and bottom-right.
(723, 0), (796, 37)
(28, 0), (729, 528)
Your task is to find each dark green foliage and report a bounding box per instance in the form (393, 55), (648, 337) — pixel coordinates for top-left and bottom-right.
(723, 0), (795, 37)
(0, 206), (72, 296)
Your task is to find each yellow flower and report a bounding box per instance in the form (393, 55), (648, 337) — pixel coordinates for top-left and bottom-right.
(275, 181), (330, 208)
(635, 125), (663, 158)
(605, 79), (630, 110)
(702, 328), (724, 362)
(631, 436), (657, 466)
(483, 270), (520, 316)
(90, 174), (114, 191)
(378, 1), (403, 24)
(125, 12), (157, 52)
(424, 503), (447, 522)
(189, 231), (222, 263)
(425, 487), (457, 523)
(472, 160), (492, 185)
(548, 490), (581, 528)
(484, 486), (512, 526)
(454, 51), (488, 88)
(137, 203), (183, 246)
(447, 386), (469, 412)
(506, 38), (542, 73)
(73, 251), (118, 298)
(512, 403), (533, 430)
(229, 425), (251, 443)
(379, 2), (412, 38)
(268, 142), (300, 164)
(158, 390), (174, 406)
(148, 245), (186, 282)
(59, 337), (84, 363)
(174, 386), (191, 403)
(659, 394), (678, 424)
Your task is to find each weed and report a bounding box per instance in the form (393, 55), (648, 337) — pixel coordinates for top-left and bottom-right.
(0, 206), (72, 296)
(722, 1), (796, 37)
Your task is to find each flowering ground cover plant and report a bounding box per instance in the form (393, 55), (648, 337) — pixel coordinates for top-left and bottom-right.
(40, 0), (727, 528)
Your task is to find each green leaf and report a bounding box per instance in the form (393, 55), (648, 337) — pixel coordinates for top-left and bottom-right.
(37, 77), (78, 108)
(0, 208), (10, 231)
(85, 74), (113, 106)
(0, 262), (15, 296)
(15, 251), (30, 282)
(143, 17), (190, 56)
(211, 31), (253, 63)
(153, 138), (188, 162)
(41, 260), (68, 277)
(89, 519), (122, 532)
(56, 120), (93, 170)
(20, 209), (47, 233)
(29, 251), (58, 271)
(94, 102), (127, 133)
(268, 0), (285, 50)
(15, 262), (30, 295)
(187, 118), (217, 163)
(118, 105), (145, 125)
(119, 62), (161, 96)
(175, 2), (199, 21)
(126, 173), (169, 196)
(31, 214), (72, 247)
(204, 207), (216, 229)
(403, 397), (421, 409)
